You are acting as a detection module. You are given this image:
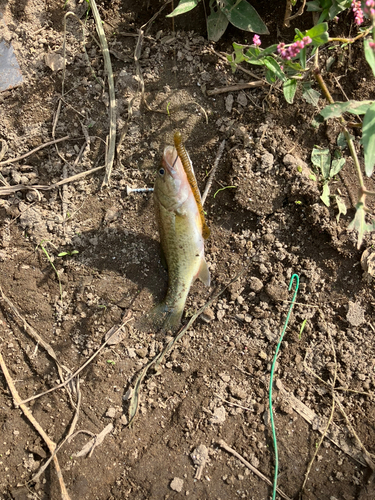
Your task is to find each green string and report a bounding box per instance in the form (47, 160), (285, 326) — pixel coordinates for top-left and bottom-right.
(269, 274), (299, 500)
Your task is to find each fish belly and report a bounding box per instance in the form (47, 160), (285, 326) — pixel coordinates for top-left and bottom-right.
(155, 197), (204, 331)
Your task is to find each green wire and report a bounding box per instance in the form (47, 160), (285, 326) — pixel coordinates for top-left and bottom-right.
(269, 274), (299, 500)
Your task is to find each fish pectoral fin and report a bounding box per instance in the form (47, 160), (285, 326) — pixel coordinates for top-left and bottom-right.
(197, 258), (210, 286)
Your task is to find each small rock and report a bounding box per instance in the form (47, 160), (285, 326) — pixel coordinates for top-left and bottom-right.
(209, 406), (226, 424)
(127, 347), (136, 358)
(237, 91), (248, 107)
(217, 309), (225, 321)
(201, 307), (215, 323)
(105, 407), (116, 418)
(249, 277), (263, 292)
(265, 281), (288, 301)
(219, 373), (231, 383)
(225, 94), (234, 113)
(261, 151), (274, 170)
(120, 414), (128, 425)
(346, 301), (365, 327)
(136, 348), (148, 358)
(170, 477), (184, 493)
(229, 384), (247, 400)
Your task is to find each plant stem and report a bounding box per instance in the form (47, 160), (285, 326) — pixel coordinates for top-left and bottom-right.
(313, 67), (365, 195)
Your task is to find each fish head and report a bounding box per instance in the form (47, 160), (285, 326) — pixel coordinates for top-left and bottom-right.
(154, 146), (190, 210)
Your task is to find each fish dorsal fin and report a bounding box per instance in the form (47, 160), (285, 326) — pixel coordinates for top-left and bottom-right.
(174, 131), (210, 239)
(197, 258), (210, 286)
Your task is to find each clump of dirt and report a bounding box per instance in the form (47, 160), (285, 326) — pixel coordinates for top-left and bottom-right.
(0, 1), (375, 499)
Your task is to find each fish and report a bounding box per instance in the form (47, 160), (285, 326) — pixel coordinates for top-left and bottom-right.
(149, 141), (210, 333)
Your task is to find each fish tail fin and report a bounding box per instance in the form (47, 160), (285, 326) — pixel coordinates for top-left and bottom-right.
(135, 302), (184, 334)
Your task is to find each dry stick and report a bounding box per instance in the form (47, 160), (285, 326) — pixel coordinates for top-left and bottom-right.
(0, 165), (105, 196)
(214, 393), (251, 411)
(300, 329), (337, 496)
(0, 136), (70, 167)
(88, 1), (116, 188)
(217, 440), (292, 500)
(0, 284), (68, 387)
(284, 0), (306, 27)
(209, 47), (268, 82)
(206, 81), (265, 96)
(30, 378), (82, 484)
(18, 315), (133, 406)
(201, 139), (226, 206)
(0, 352), (71, 500)
(334, 397), (375, 470)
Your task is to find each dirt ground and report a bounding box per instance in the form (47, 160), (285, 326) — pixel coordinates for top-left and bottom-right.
(0, 0), (375, 499)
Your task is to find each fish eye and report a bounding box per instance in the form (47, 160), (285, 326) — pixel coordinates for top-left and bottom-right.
(159, 168), (165, 175)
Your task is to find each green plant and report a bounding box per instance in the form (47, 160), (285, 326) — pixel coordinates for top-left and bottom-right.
(311, 146), (346, 219)
(37, 240), (63, 303)
(227, 0), (375, 247)
(167, 0), (268, 42)
(58, 250), (79, 257)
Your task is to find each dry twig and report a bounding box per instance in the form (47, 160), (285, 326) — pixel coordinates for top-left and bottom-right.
(202, 139), (225, 206)
(0, 352), (71, 500)
(18, 313), (133, 406)
(217, 439), (292, 500)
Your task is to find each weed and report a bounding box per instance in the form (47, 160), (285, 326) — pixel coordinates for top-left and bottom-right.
(37, 240), (63, 303)
(213, 185), (237, 198)
(226, 0), (375, 247)
(58, 250), (79, 258)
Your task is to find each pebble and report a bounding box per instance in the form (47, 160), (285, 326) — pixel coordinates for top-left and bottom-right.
(209, 406), (226, 424)
(105, 407), (116, 418)
(127, 347), (136, 358)
(346, 301), (365, 327)
(249, 277), (263, 292)
(201, 307), (215, 323)
(170, 477), (184, 492)
(217, 309), (226, 321)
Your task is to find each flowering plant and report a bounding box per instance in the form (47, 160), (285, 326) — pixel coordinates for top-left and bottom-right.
(227, 0), (375, 247)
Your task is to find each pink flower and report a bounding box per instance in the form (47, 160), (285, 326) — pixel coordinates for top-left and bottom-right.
(253, 34), (261, 47)
(277, 36), (312, 60)
(369, 41), (375, 50)
(364, 0), (375, 17)
(352, 0), (364, 24)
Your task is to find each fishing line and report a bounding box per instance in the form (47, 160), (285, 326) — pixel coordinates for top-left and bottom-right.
(269, 274), (299, 500)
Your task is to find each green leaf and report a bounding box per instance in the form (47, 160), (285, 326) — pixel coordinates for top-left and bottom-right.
(337, 131), (354, 149)
(306, 22), (329, 46)
(266, 68), (277, 84)
(319, 100), (373, 119)
(207, 0), (229, 41)
(335, 195), (347, 222)
(329, 0), (351, 19)
(263, 56), (285, 81)
(362, 101), (375, 177)
(311, 146), (331, 179)
(302, 83), (320, 106)
(348, 203), (375, 249)
(58, 252), (68, 257)
(221, 0), (269, 34)
(306, 0), (324, 12)
(364, 39), (375, 78)
(255, 44), (278, 58)
(167, 0), (199, 17)
(283, 79), (297, 104)
(320, 182), (330, 206)
(330, 157), (345, 177)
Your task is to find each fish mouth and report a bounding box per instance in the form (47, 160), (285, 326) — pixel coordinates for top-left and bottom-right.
(162, 146), (179, 175)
